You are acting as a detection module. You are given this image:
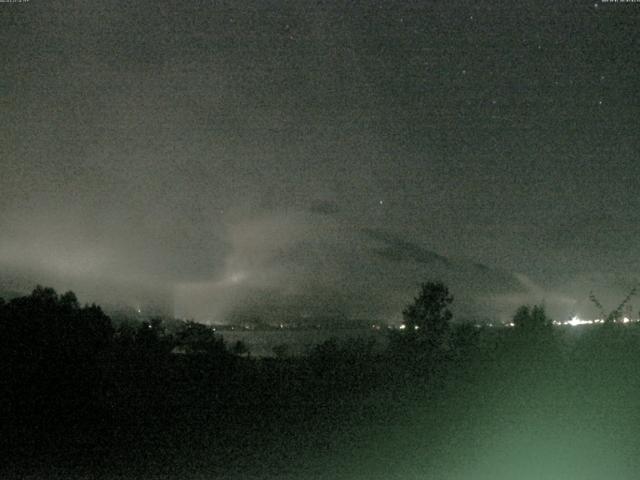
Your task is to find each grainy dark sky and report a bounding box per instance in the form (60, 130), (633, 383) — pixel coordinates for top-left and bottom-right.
(1, 0), (639, 323)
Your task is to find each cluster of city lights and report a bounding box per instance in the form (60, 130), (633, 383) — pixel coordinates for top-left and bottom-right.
(502, 316), (639, 328)
(392, 316), (640, 331)
(500, 316), (640, 328)
(397, 324), (420, 331)
(553, 316), (638, 327)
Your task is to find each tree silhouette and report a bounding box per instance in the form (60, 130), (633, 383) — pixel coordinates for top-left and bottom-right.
(402, 281), (453, 344)
(512, 304), (552, 332)
(388, 282), (454, 371)
(1, 285), (114, 359)
(0, 286), (115, 428)
(175, 321), (227, 356)
(135, 318), (172, 356)
(231, 340), (249, 357)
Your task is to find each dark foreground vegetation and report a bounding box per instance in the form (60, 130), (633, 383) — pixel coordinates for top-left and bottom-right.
(3, 283), (640, 479)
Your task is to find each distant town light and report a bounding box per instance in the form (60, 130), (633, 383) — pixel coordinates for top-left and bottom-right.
(566, 316), (591, 327)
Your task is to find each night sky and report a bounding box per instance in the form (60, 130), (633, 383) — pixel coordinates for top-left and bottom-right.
(2, 0), (639, 323)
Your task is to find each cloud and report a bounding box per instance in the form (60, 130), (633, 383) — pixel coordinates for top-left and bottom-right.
(171, 216), (536, 325)
(0, 197), (568, 326)
(363, 228), (451, 266)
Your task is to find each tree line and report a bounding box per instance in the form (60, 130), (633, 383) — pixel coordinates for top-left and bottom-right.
(2, 281), (638, 478)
